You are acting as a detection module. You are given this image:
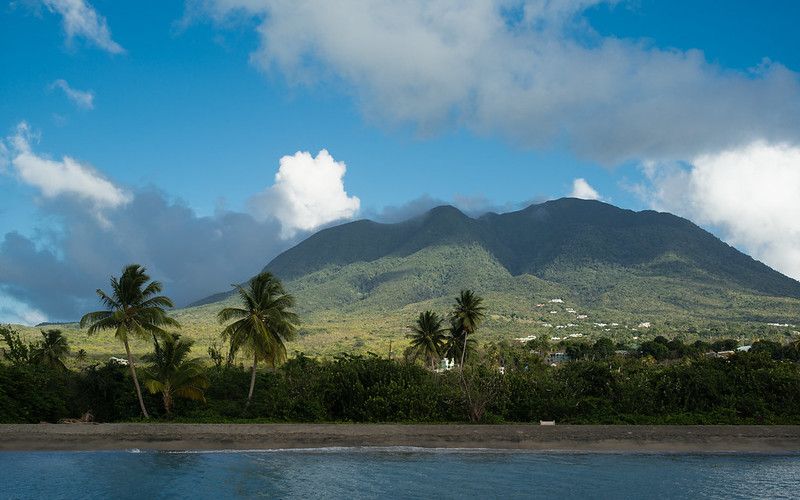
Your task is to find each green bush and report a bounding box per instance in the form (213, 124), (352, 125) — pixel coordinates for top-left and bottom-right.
(2, 343), (800, 424)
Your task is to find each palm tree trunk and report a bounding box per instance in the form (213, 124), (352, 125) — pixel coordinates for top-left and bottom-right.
(460, 331), (468, 369)
(163, 393), (172, 416)
(123, 339), (149, 419)
(246, 353), (258, 408)
(457, 330), (477, 421)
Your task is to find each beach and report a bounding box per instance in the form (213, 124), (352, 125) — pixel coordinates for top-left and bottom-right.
(1, 424), (799, 453)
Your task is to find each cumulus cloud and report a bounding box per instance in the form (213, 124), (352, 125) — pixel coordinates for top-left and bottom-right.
(3, 123), (131, 218)
(638, 142), (800, 280)
(42, 0), (124, 53)
(248, 149), (360, 237)
(50, 79), (95, 109)
(195, 0), (800, 164)
(570, 178), (601, 200)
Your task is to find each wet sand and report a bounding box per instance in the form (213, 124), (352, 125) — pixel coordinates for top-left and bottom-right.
(1, 424), (800, 452)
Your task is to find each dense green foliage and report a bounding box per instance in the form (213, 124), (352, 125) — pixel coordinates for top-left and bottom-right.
(141, 334), (208, 415)
(4, 323), (800, 424)
(407, 311), (447, 369)
(30, 329), (71, 370)
(79, 264), (180, 418)
(218, 272), (300, 406)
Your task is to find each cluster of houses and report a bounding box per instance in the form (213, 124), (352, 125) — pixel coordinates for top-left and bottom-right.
(436, 300), (793, 374)
(519, 298), (651, 342)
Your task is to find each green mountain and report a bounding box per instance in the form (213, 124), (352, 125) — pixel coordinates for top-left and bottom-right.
(172, 198), (800, 356)
(262, 198), (799, 297)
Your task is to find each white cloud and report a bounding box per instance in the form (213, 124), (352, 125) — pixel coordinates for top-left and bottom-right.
(51, 79), (95, 109)
(639, 142), (800, 280)
(0, 292), (48, 325)
(4, 122), (131, 214)
(570, 178), (601, 200)
(43, 0), (124, 54)
(196, 0), (800, 164)
(248, 149), (360, 237)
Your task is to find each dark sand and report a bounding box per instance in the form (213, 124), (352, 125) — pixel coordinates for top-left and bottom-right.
(2, 424), (800, 452)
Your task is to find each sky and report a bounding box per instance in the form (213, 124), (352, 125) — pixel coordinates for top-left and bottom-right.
(1, 0), (799, 323)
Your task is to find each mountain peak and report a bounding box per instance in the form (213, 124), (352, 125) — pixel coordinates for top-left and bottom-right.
(190, 197), (800, 309)
(425, 204), (469, 217)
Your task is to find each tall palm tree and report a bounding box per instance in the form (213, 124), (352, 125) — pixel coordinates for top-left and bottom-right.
(79, 264), (179, 418)
(217, 272), (299, 408)
(141, 334), (208, 416)
(31, 329), (70, 370)
(408, 311), (447, 369)
(451, 290), (485, 369)
(443, 316), (476, 365)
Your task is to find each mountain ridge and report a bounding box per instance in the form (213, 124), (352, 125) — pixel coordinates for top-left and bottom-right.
(189, 198), (800, 315)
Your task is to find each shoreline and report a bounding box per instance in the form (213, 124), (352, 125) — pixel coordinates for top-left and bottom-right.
(2, 424), (800, 453)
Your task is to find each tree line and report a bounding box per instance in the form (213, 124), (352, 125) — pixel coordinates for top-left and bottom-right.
(2, 263), (800, 424)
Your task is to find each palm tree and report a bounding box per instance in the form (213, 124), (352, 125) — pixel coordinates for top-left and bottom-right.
(79, 264), (179, 418)
(451, 290), (485, 369)
(443, 316), (477, 365)
(217, 272), (299, 408)
(75, 348), (88, 363)
(31, 329), (70, 370)
(141, 334), (208, 416)
(407, 311), (447, 369)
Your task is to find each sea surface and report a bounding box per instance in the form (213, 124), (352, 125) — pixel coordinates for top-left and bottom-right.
(1, 448), (799, 499)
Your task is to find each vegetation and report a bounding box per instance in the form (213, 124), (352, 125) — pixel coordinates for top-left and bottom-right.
(30, 329), (70, 371)
(407, 311), (447, 369)
(141, 334), (208, 415)
(4, 325), (800, 424)
(218, 272), (299, 407)
(451, 289), (486, 368)
(79, 264), (180, 418)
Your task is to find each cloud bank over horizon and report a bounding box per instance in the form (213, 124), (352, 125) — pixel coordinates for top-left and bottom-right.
(0, 128), (361, 323)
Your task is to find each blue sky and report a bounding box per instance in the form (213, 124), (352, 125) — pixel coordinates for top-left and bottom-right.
(1, 1), (799, 322)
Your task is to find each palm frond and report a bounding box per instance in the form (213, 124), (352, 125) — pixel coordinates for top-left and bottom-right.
(143, 378), (165, 394)
(80, 310), (112, 328)
(217, 307), (249, 324)
(140, 295), (174, 309)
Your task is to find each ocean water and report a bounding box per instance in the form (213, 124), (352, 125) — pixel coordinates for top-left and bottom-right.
(1, 448), (799, 499)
